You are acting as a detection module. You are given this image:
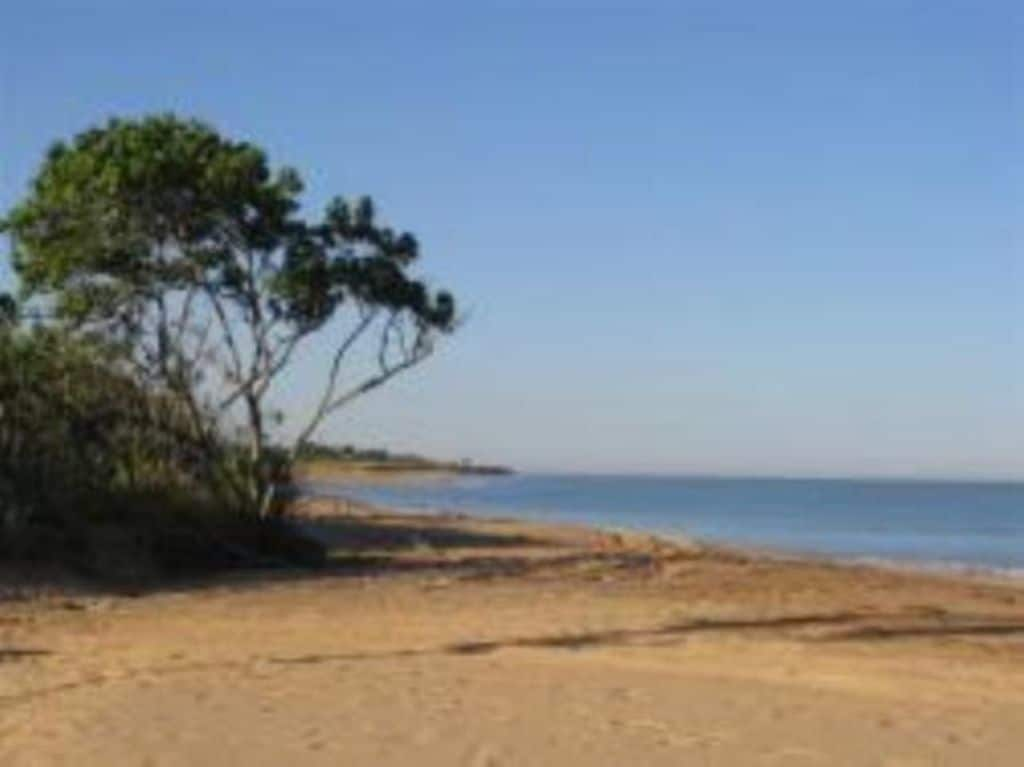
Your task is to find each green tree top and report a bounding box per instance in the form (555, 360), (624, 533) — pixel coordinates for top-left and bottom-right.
(2, 114), (457, 515)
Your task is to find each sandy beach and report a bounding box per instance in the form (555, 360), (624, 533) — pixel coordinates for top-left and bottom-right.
(2, 499), (1023, 766)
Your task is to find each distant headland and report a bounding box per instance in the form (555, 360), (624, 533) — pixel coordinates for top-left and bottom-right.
(292, 441), (514, 482)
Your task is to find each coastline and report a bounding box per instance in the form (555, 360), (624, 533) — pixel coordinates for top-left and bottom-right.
(291, 459), (513, 485)
(3, 495), (1023, 765)
(298, 480), (1024, 586)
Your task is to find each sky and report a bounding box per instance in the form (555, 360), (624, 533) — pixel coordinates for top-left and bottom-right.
(2, 1), (1021, 480)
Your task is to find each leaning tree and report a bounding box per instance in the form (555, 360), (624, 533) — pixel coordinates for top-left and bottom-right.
(2, 115), (456, 517)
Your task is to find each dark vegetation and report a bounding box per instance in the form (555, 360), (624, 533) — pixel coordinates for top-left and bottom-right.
(297, 441), (512, 475)
(298, 441), (432, 463)
(0, 115), (456, 582)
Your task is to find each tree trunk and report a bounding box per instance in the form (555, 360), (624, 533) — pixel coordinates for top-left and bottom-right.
(245, 393), (267, 518)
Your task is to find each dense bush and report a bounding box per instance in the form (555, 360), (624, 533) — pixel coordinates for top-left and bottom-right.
(0, 322), (323, 579)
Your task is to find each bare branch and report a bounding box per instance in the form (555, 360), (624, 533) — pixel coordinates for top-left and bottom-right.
(289, 307), (379, 454)
(253, 328), (306, 397)
(290, 318), (436, 459)
(173, 283), (201, 351)
(324, 343), (430, 417)
(203, 285), (245, 385)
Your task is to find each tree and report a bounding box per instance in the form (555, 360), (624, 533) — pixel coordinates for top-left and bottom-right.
(2, 115), (456, 517)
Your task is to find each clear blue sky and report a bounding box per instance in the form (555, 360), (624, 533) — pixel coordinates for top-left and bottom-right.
(3, 1), (1021, 479)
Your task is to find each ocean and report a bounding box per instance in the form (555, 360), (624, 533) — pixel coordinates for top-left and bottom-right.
(301, 474), (1024, 574)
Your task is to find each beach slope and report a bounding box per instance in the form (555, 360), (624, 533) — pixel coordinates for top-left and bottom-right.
(2, 501), (1022, 766)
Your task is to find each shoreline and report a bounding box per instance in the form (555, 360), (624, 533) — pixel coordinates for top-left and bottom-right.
(297, 489), (1024, 588)
(3, 494), (1023, 765)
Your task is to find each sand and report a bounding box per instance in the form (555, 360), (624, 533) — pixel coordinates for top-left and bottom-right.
(2, 500), (1023, 765)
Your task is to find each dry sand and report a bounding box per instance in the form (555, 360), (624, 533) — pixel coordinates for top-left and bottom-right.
(2, 499), (1023, 766)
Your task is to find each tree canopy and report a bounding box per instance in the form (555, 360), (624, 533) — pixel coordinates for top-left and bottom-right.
(2, 114), (457, 516)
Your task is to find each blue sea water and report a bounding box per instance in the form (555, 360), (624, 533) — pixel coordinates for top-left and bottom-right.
(302, 474), (1024, 574)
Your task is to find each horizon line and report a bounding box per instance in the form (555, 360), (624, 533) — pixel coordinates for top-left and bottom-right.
(496, 468), (1024, 485)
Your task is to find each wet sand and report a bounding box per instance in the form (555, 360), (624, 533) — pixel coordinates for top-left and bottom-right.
(2, 500), (1023, 765)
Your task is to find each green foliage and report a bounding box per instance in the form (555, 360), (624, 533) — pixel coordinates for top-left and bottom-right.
(0, 325), (176, 553)
(3, 113), (453, 340)
(0, 322), (323, 575)
(0, 325), (197, 498)
(297, 442), (396, 462)
(0, 113), (457, 579)
(0, 293), (15, 326)
(2, 114), (458, 518)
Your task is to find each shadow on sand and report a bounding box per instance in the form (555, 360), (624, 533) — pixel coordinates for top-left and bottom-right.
(16, 511), (1024, 653)
(299, 514), (547, 553)
(0, 648), (53, 663)
(264, 610), (1024, 668)
(441, 613), (1024, 654)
